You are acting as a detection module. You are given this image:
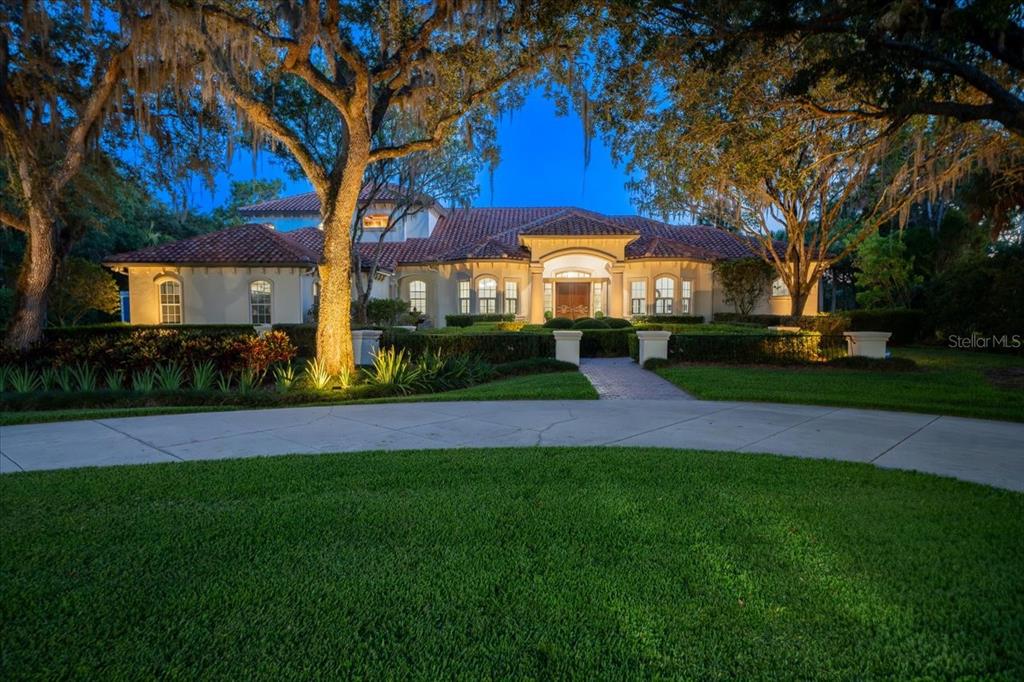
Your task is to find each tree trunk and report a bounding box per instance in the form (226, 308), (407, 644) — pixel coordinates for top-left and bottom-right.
(315, 135), (370, 374)
(5, 206), (57, 351)
(789, 283), (810, 317)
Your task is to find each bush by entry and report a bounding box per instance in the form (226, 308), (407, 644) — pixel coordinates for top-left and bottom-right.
(2, 447), (1022, 678)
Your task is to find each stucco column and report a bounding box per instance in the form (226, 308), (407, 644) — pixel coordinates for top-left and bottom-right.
(609, 265), (624, 318)
(529, 265), (544, 323)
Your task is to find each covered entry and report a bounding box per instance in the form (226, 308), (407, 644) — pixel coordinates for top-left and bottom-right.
(555, 281), (590, 319)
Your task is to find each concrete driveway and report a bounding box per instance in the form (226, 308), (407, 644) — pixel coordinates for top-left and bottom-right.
(2, 399), (1022, 491)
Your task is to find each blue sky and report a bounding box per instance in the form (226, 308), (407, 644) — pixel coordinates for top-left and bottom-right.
(185, 90), (637, 215)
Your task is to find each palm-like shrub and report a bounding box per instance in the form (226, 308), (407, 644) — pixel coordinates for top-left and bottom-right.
(54, 365), (74, 392)
(9, 366), (39, 393)
(71, 363), (98, 392)
(366, 347), (421, 395)
(155, 363), (185, 391)
(216, 372), (233, 393)
(273, 362), (297, 393)
(39, 366), (59, 391)
(132, 368), (156, 393)
(238, 368), (258, 395)
(336, 365), (353, 389)
(104, 369), (125, 391)
(0, 364), (11, 392)
(192, 361), (217, 391)
(302, 358), (333, 391)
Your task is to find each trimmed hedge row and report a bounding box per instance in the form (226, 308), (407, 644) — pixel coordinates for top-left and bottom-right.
(632, 315), (705, 324)
(713, 309), (925, 344)
(445, 313), (516, 327)
(383, 331), (555, 364)
(629, 333), (846, 364)
(579, 329), (634, 357)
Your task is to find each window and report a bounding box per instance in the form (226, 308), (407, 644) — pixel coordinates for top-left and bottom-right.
(458, 280), (471, 313)
(409, 280), (427, 313)
(504, 281), (518, 315)
(630, 281), (646, 315)
(478, 277), (497, 314)
(680, 280), (693, 314)
(592, 281), (604, 315)
(159, 280), (182, 324)
(772, 277), (789, 297)
(363, 214), (389, 229)
(655, 277), (674, 315)
(250, 280), (273, 324)
(555, 270), (590, 278)
(544, 281), (553, 315)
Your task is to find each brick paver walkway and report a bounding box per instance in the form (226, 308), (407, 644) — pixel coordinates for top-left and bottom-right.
(579, 358), (694, 400)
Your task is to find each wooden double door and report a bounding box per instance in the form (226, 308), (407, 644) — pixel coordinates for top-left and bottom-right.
(555, 282), (591, 319)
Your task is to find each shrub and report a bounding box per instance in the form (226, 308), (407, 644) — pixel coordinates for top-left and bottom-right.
(713, 313), (784, 326)
(104, 369), (125, 391)
(273, 324), (316, 356)
(154, 363), (186, 391)
(667, 333), (842, 364)
(543, 317), (574, 329)
(365, 347), (421, 395)
(845, 308), (924, 345)
(273, 362), (298, 393)
(492, 358), (578, 377)
(579, 329), (635, 357)
(70, 362), (98, 392)
(192, 361), (217, 391)
(825, 356), (919, 371)
(9, 366), (39, 393)
(133, 368), (156, 393)
(496, 321), (527, 331)
(445, 313), (515, 327)
(713, 258), (775, 317)
(302, 358), (334, 391)
(365, 298), (410, 326)
(414, 351), (493, 391)
(642, 358), (670, 370)
(241, 330), (298, 374)
(634, 315), (705, 324)
(604, 317), (633, 329)
(572, 318), (610, 329)
(383, 332), (555, 365)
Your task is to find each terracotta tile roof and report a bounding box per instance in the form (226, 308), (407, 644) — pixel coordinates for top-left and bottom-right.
(105, 199), (777, 269)
(105, 223), (320, 266)
(238, 185), (434, 216)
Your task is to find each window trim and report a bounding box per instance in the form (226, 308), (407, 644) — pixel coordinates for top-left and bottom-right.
(477, 276), (498, 315)
(679, 279), (693, 315)
(249, 279), (273, 325)
(504, 280), (519, 315)
(457, 279), (471, 314)
(408, 279), (427, 313)
(654, 275), (676, 315)
(630, 280), (646, 316)
(157, 278), (183, 325)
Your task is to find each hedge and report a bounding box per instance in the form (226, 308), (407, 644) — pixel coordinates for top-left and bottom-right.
(579, 329), (635, 357)
(543, 317), (574, 329)
(845, 309), (924, 345)
(633, 314), (705, 324)
(383, 331), (554, 364)
(272, 324), (389, 357)
(629, 332), (845, 364)
(572, 318), (610, 329)
(444, 313), (515, 327)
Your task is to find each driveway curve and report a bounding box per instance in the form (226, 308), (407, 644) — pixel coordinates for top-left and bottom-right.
(2, 399), (1022, 491)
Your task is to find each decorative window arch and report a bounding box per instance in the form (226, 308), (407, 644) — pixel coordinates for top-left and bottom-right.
(555, 269), (591, 278)
(408, 279), (427, 313)
(655, 276), (675, 315)
(157, 278), (182, 325)
(477, 277), (498, 314)
(250, 280), (273, 324)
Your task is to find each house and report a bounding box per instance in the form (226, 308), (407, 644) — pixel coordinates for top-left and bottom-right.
(104, 190), (821, 326)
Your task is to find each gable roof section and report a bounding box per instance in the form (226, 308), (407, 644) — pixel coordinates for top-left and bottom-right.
(105, 224), (320, 266)
(518, 208), (641, 237)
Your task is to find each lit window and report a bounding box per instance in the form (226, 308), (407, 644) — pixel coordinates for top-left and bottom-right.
(555, 270), (590, 278)
(544, 281), (553, 315)
(159, 281), (182, 324)
(363, 214), (389, 229)
(655, 277), (674, 315)
(504, 281), (518, 315)
(592, 281), (604, 315)
(772, 277), (789, 297)
(630, 281), (646, 315)
(458, 280), (471, 313)
(680, 280), (693, 314)
(478, 277), (497, 314)
(409, 280), (427, 313)
(250, 280), (272, 324)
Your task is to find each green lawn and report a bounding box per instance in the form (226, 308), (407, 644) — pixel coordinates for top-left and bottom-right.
(0, 371), (597, 426)
(656, 346), (1024, 421)
(2, 447), (1021, 678)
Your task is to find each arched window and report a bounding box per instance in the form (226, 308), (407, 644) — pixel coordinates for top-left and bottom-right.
(409, 280), (427, 313)
(250, 280), (273, 324)
(478, 277), (497, 314)
(655, 277), (675, 315)
(158, 280), (182, 324)
(555, 270), (590, 278)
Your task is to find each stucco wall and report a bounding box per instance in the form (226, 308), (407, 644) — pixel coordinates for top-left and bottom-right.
(124, 265), (309, 325)
(711, 274), (821, 317)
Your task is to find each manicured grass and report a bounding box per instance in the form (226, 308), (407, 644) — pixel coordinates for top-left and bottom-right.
(2, 447), (1022, 678)
(656, 346), (1024, 421)
(0, 371), (597, 426)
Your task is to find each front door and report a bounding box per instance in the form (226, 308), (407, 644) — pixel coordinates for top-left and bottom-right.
(555, 282), (590, 319)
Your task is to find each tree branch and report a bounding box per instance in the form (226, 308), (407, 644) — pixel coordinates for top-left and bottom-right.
(0, 208), (27, 232)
